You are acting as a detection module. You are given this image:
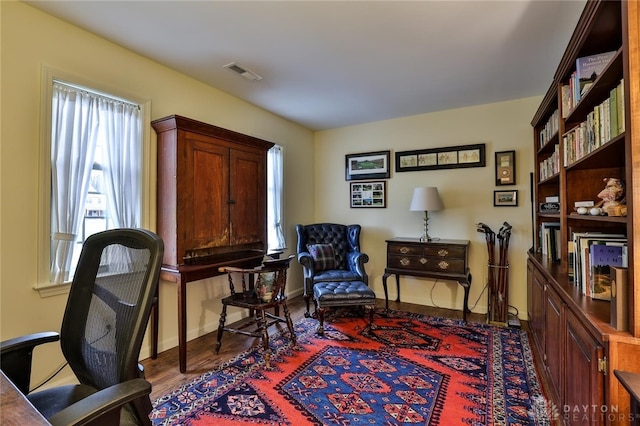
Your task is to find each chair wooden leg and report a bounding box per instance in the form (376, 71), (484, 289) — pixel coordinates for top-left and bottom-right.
(258, 310), (271, 369)
(216, 304), (227, 354)
(282, 302), (297, 346)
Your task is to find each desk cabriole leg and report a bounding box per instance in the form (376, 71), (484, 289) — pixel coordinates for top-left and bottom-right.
(177, 276), (187, 373)
(382, 272), (390, 311)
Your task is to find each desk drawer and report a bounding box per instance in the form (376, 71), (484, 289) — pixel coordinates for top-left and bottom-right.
(387, 254), (466, 274)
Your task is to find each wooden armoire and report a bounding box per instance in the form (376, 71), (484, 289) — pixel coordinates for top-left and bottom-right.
(152, 114), (273, 268)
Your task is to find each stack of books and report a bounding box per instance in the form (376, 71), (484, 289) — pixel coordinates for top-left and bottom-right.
(569, 229), (627, 300)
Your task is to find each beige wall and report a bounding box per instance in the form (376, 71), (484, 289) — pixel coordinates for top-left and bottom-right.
(1, 1), (314, 385)
(314, 96), (540, 320)
(1, 0), (540, 388)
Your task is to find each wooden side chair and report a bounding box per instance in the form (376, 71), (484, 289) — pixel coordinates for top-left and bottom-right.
(216, 254), (296, 368)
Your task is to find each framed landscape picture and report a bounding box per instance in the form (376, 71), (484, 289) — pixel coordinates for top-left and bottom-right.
(494, 190), (518, 207)
(350, 181), (386, 208)
(396, 143), (485, 172)
(345, 150), (391, 180)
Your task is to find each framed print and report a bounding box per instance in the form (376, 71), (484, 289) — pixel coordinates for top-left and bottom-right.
(395, 143), (485, 172)
(350, 181), (386, 208)
(495, 150), (516, 185)
(494, 190), (518, 207)
(345, 150), (391, 181)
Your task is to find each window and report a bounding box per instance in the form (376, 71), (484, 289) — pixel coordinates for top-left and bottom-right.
(46, 79), (145, 286)
(267, 145), (286, 251)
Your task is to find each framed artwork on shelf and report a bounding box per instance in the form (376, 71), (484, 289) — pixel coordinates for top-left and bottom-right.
(494, 190), (518, 207)
(395, 143), (485, 172)
(495, 150), (516, 185)
(345, 150), (391, 181)
(350, 181), (386, 208)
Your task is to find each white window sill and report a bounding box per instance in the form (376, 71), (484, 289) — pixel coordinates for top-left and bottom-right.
(34, 283), (71, 297)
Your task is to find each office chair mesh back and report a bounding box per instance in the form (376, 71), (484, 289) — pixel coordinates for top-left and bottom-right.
(59, 229), (162, 393)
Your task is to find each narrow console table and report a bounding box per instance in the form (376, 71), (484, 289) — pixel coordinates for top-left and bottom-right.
(382, 238), (472, 322)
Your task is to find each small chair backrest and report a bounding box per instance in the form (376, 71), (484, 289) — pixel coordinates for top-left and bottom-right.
(296, 223), (361, 270)
(259, 255), (295, 301)
(59, 228), (163, 391)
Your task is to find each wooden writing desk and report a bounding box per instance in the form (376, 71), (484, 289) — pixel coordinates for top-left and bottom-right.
(382, 238), (472, 322)
(1, 371), (49, 425)
(156, 252), (264, 372)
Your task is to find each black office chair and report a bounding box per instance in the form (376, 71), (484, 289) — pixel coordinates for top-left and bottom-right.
(1, 228), (163, 426)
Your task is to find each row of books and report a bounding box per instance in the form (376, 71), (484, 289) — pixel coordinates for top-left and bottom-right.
(539, 143), (560, 181)
(569, 231), (627, 300)
(561, 50), (616, 117)
(539, 108), (559, 148)
(540, 222), (561, 262)
(563, 79), (625, 166)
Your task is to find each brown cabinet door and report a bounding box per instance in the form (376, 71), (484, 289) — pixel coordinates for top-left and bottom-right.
(564, 310), (605, 425)
(528, 261), (546, 357)
(229, 148), (266, 247)
(181, 134), (229, 252)
(545, 283), (564, 404)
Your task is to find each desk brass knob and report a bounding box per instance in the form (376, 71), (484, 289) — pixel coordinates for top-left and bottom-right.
(400, 258), (410, 266)
(438, 260), (449, 270)
(438, 249), (449, 257)
(419, 258), (428, 264)
(400, 247), (410, 254)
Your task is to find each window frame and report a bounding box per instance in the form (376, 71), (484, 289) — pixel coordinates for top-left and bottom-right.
(36, 67), (153, 297)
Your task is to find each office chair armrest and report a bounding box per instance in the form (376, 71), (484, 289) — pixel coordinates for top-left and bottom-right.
(0, 331), (60, 395)
(47, 378), (152, 426)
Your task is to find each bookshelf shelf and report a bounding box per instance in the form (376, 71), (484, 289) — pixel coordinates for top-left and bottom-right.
(528, 1), (639, 422)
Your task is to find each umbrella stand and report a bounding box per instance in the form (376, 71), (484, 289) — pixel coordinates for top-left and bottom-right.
(477, 221), (512, 325)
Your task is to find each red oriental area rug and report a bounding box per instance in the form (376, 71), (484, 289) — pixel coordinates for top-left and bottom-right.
(151, 310), (552, 425)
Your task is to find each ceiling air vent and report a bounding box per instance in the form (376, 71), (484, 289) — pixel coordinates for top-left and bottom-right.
(223, 62), (263, 81)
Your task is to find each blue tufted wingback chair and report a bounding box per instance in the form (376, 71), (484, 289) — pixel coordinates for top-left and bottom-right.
(296, 223), (369, 316)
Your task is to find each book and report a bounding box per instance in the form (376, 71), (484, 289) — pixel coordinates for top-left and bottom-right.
(589, 243), (626, 300)
(610, 266), (628, 330)
(545, 196), (559, 203)
(574, 200), (595, 208)
(575, 51), (616, 95)
(617, 79), (625, 134)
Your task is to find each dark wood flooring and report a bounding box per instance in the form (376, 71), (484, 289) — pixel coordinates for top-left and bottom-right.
(141, 295), (489, 400)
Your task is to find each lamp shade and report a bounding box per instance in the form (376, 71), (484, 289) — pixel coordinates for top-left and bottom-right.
(409, 187), (443, 211)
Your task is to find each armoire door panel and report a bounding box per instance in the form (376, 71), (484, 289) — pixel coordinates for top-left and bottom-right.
(183, 137), (229, 249)
(230, 149), (265, 246)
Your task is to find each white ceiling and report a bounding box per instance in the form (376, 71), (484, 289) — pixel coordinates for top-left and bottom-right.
(25, 0), (587, 131)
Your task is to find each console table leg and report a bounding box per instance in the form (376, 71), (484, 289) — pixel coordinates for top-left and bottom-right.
(382, 273), (390, 311)
(394, 274), (400, 302)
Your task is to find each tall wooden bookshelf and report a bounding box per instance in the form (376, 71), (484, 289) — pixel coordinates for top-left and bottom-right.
(528, 1), (640, 423)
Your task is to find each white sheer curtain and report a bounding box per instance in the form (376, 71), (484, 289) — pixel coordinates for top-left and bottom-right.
(267, 145), (286, 250)
(50, 83), (100, 283)
(99, 98), (141, 228)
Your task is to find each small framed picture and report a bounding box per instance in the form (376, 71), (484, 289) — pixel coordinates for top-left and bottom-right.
(494, 190), (518, 207)
(345, 151), (391, 181)
(495, 150), (516, 185)
(350, 181), (386, 208)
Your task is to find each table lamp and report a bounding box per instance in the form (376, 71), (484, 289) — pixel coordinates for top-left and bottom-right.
(409, 187), (443, 241)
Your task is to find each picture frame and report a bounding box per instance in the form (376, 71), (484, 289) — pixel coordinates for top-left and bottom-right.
(345, 150), (391, 181)
(495, 150), (516, 185)
(494, 190), (518, 207)
(395, 143), (485, 172)
(350, 181), (386, 208)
